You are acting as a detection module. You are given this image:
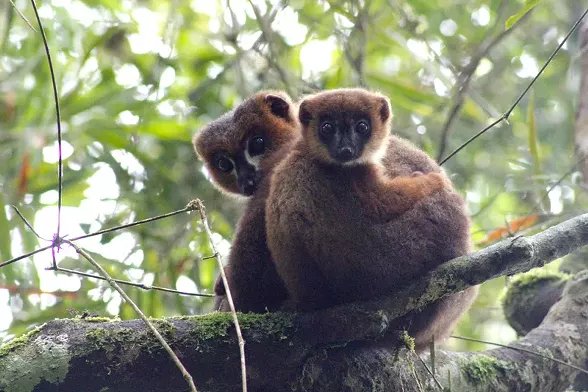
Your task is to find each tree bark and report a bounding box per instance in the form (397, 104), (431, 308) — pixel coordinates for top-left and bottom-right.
(2, 214), (588, 392)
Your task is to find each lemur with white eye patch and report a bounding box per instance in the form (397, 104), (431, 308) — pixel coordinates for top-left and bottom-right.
(265, 88), (478, 351)
(193, 91), (298, 312)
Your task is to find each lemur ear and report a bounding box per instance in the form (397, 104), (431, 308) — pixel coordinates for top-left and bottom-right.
(298, 100), (312, 126)
(264, 94), (290, 119)
(378, 96), (391, 122)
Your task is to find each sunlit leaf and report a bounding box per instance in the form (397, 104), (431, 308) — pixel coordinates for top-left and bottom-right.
(506, 0), (541, 29)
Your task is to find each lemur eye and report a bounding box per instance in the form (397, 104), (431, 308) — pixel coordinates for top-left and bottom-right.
(216, 156), (234, 173)
(355, 121), (370, 135)
(320, 122), (334, 137)
(248, 136), (265, 156)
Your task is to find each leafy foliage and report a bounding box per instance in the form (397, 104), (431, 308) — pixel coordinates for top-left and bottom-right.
(0, 0), (584, 353)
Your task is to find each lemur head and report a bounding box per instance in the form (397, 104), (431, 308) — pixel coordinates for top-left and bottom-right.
(193, 91), (297, 196)
(298, 88), (392, 165)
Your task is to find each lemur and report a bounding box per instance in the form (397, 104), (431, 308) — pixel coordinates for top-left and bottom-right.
(265, 88), (478, 350)
(193, 91), (297, 312)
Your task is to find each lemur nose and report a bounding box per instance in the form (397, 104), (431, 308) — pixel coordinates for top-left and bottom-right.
(242, 179), (256, 196)
(337, 147), (354, 161)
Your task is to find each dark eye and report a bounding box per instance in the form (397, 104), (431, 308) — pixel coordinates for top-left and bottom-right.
(356, 121), (370, 135)
(216, 156), (234, 173)
(320, 122), (334, 137)
(248, 136), (265, 156)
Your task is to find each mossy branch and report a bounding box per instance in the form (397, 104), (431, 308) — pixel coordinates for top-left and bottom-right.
(2, 213), (588, 391)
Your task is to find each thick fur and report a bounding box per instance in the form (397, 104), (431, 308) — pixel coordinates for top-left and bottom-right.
(266, 88), (477, 349)
(193, 91), (297, 312)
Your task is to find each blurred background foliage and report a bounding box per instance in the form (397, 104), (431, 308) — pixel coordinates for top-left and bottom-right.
(0, 0), (584, 352)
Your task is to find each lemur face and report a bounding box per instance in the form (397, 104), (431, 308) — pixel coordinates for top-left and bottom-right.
(193, 92), (297, 197)
(298, 89), (392, 166)
(316, 112), (372, 163)
(209, 133), (267, 196)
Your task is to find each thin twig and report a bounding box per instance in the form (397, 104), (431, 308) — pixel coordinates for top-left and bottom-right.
(451, 335), (588, 376)
(191, 2), (285, 102)
(50, 266), (214, 297)
(248, 0), (293, 97)
(343, 0), (370, 87)
(62, 239), (198, 392)
(4, 206), (215, 297)
(10, 206), (50, 241)
(30, 0), (63, 241)
(440, 7), (588, 165)
(435, 6), (531, 162)
(190, 199), (247, 392)
(8, 0), (36, 31)
(0, 244), (52, 268)
(387, 0), (499, 119)
(0, 206), (193, 268)
(70, 206), (192, 242)
(414, 351), (444, 391)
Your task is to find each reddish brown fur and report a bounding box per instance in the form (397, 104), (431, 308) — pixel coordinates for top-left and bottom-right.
(193, 91), (297, 196)
(266, 88), (477, 350)
(193, 91), (298, 312)
(298, 89), (391, 165)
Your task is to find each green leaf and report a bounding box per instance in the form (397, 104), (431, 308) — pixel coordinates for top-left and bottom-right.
(506, 0), (541, 30)
(527, 91), (541, 175)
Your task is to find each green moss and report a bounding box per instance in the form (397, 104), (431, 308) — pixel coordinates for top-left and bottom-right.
(82, 317), (114, 323)
(0, 324), (45, 358)
(401, 331), (415, 352)
(178, 311), (295, 342)
(460, 355), (513, 384)
(0, 327), (70, 392)
(150, 318), (175, 337)
(86, 327), (137, 353)
(237, 312), (294, 341)
(502, 268), (569, 306)
(506, 268), (569, 293)
(182, 312), (234, 340)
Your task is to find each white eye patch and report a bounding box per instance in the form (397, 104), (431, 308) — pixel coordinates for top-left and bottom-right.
(244, 142), (262, 169)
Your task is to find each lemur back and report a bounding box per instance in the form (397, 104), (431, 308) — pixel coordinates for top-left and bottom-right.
(193, 91), (298, 312)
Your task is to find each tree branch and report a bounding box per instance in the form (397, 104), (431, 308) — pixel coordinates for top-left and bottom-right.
(2, 213), (588, 391)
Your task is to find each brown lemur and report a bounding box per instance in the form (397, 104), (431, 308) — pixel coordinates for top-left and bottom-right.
(193, 91), (298, 312)
(265, 88), (478, 351)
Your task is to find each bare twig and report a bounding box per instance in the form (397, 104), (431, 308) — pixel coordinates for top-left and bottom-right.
(8, 0), (36, 31)
(440, 7), (588, 165)
(190, 2), (287, 102)
(435, 6), (531, 162)
(342, 0), (370, 87)
(0, 206), (193, 267)
(451, 335), (588, 376)
(50, 266), (214, 297)
(30, 0), (63, 242)
(10, 206), (50, 241)
(0, 244), (52, 268)
(71, 206), (193, 242)
(190, 199), (247, 392)
(3, 204), (215, 298)
(248, 0), (293, 97)
(62, 239), (198, 392)
(388, 0), (500, 119)
(414, 351), (444, 391)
